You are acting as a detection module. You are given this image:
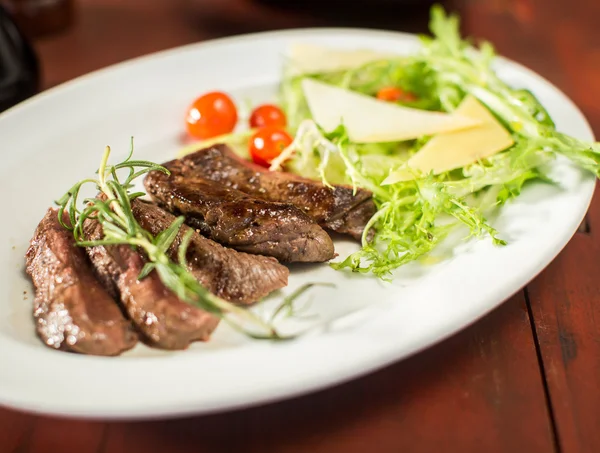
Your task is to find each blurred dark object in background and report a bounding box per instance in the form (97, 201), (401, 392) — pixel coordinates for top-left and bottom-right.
(255, 0), (439, 29)
(0, 4), (40, 112)
(258, 0), (437, 11)
(2, 0), (73, 38)
(186, 0), (444, 38)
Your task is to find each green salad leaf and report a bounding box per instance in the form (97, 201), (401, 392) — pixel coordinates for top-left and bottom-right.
(418, 6), (599, 173)
(275, 4), (599, 277)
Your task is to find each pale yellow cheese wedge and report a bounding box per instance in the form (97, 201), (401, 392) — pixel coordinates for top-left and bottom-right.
(301, 79), (481, 144)
(382, 95), (515, 185)
(286, 44), (396, 76)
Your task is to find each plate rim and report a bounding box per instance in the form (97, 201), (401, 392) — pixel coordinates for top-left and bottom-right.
(0, 26), (596, 420)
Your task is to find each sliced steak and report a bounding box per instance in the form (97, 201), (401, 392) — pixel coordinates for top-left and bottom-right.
(168, 145), (376, 240)
(83, 218), (220, 350)
(144, 171), (335, 263)
(131, 199), (288, 304)
(25, 208), (138, 356)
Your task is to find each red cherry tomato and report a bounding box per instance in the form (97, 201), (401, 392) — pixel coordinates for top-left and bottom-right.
(249, 126), (293, 167)
(376, 86), (418, 103)
(249, 104), (287, 129)
(185, 91), (238, 140)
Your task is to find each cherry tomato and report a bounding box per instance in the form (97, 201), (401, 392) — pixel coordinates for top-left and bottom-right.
(376, 86), (418, 103)
(185, 91), (238, 140)
(249, 104), (287, 129)
(249, 126), (293, 167)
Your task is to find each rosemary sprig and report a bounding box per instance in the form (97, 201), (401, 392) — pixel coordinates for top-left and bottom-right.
(55, 140), (285, 339)
(270, 283), (335, 323)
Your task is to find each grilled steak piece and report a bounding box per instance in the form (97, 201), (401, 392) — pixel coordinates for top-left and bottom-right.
(144, 171), (335, 263)
(83, 219), (220, 350)
(131, 199), (289, 304)
(25, 208), (138, 356)
(167, 145), (376, 240)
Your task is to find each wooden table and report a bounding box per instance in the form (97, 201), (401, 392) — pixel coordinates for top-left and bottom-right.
(1, 0), (599, 451)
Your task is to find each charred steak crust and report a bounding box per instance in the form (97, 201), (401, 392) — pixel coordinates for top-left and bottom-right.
(169, 145), (376, 240)
(83, 219), (220, 350)
(25, 208), (138, 356)
(144, 170), (335, 263)
(131, 199), (289, 304)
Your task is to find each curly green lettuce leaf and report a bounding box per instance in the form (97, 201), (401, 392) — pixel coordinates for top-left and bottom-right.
(418, 5), (600, 175)
(445, 141), (555, 200)
(281, 122), (506, 277)
(275, 4), (597, 278)
(330, 174), (506, 278)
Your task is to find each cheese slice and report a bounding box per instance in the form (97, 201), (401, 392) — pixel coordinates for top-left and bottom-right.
(301, 79), (481, 144)
(382, 95), (515, 185)
(286, 44), (396, 76)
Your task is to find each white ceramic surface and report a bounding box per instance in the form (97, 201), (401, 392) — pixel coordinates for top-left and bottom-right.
(0, 28), (595, 420)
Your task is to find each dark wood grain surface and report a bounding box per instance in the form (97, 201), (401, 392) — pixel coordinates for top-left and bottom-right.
(1, 0), (598, 452)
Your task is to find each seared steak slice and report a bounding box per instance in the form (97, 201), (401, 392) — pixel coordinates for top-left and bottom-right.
(144, 171), (335, 263)
(131, 199), (288, 304)
(83, 219), (220, 350)
(25, 208), (138, 356)
(168, 145), (376, 240)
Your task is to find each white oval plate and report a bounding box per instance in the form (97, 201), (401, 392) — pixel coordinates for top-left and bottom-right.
(0, 28), (595, 420)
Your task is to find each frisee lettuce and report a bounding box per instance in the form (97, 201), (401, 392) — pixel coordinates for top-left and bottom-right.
(415, 5), (600, 175)
(275, 5), (598, 277)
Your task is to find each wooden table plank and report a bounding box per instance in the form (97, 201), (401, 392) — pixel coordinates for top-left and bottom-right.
(21, 418), (106, 453)
(528, 175), (600, 453)
(0, 409), (33, 453)
(34, 0), (319, 89)
(527, 228), (600, 453)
